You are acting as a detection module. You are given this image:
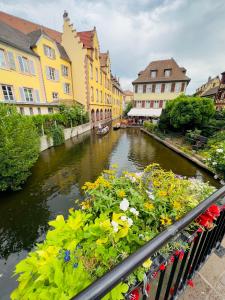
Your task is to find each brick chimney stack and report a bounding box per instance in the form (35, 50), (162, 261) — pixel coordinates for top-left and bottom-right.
(221, 72), (225, 84)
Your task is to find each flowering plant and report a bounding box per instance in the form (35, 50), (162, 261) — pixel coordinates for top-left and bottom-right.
(11, 164), (215, 300)
(206, 142), (225, 180)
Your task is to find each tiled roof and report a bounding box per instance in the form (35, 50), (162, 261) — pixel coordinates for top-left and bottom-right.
(0, 10), (62, 42)
(0, 20), (37, 56)
(56, 42), (70, 62)
(201, 86), (219, 97)
(77, 30), (94, 49)
(27, 29), (43, 46)
(123, 90), (133, 96)
(99, 52), (108, 67)
(133, 58), (190, 84)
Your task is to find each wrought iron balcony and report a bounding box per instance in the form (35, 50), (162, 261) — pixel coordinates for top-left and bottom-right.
(72, 186), (225, 300)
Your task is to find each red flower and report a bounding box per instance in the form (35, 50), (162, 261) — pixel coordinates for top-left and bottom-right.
(187, 279), (194, 288)
(174, 250), (180, 256)
(196, 205), (220, 229)
(159, 264), (166, 271)
(152, 271), (158, 278)
(207, 205), (220, 218)
(130, 288), (140, 300)
(146, 283), (151, 294)
(179, 251), (184, 261)
(170, 255), (175, 263)
(197, 228), (203, 233)
(170, 287), (174, 295)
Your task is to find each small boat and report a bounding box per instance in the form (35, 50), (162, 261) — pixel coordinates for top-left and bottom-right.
(96, 125), (109, 136)
(113, 123), (120, 130)
(120, 124), (127, 129)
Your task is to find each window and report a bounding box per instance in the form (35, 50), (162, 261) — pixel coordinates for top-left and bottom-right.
(43, 45), (55, 59)
(23, 88), (33, 102)
(0, 49), (7, 68)
(164, 69), (172, 77)
(175, 82), (182, 92)
(146, 101), (150, 108)
(64, 83), (70, 94)
(95, 48), (98, 60)
(136, 101), (142, 108)
(20, 107), (24, 115)
(18, 56), (29, 73)
(146, 84), (152, 93)
(150, 70), (157, 78)
(48, 107), (53, 114)
(96, 68), (98, 82)
(155, 83), (161, 93)
(61, 65), (68, 77)
(90, 63), (93, 79)
(29, 107), (33, 115)
(101, 91), (103, 103)
(1, 85), (14, 101)
(165, 83), (172, 93)
(38, 107), (41, 114)
(52, 92), (58, 100)
(96, 89), (98, 102)
(137, 85), (143, 93)
(91, 87), (94, 101)
(154, 100), (159, 108)
(100, 71), (102, 85)
(46, 67), (59, 81)
(7, 52), (16, 70)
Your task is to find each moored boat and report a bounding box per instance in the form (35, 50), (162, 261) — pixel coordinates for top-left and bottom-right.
(96, 125), (110, 136)
(113, 123), (120, 130)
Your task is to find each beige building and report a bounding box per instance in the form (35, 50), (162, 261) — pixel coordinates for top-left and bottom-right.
(123, 90), (134, 110)
(130, 58), (190, 118)
(195, 76), (220, 99)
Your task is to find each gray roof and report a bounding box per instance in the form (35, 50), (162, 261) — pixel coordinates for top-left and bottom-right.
(27, 29), (42, 47)
(202, 86), (219, 97)
(56, 42), (70, 62)
(0, 20), (37, 56)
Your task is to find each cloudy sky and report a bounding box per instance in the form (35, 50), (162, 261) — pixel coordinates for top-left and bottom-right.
(1, 0), (225, 93)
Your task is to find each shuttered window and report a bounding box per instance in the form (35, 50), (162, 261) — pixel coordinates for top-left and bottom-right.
(63, 83), (70, 94)
(46, 66), (59, 81)
(23, 88), (34, 102)
(0, 49), (7, 68)
(7, 51), (16, 70)
(18, 56), (29, 73)
(43, 45), (55, 59)
(29, 60), (35, 75)
(143, 84), (146, 93)
(1, 85), (14, 101)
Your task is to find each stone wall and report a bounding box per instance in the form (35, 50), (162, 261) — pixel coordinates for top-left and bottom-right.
(40, 122), (91, 152)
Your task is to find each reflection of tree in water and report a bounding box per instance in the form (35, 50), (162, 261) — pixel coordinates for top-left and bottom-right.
(0, 130), (121, 260)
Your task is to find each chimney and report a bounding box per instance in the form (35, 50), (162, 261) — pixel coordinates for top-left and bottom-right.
(208, 76), (212, 82)
(221, 72), (225, 84)
(63, 10), (68, 19)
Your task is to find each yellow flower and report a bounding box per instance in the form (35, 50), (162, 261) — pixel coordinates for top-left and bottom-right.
(143, 258), (152, 269)
(81, 200), (91, 209)
(158, 190), (167, 197)
(160, 215), (172, 226)
(117, 190), (126, 198)
(173, 201), (181, 210)
(144, 202), (154, 210)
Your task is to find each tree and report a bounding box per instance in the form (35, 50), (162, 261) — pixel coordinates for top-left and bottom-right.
(123, 101), (133, 116)
(159, 95), (215, 131)
(0, 104), (40, 191)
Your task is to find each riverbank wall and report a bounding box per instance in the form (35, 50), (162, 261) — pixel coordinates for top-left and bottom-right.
(141, 128), (214, 175)
(40, 122), (91, 152)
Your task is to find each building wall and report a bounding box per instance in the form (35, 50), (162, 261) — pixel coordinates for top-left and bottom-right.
(62, 17), (88, 108)
(33, 35), (73, 103)
(196, 77), (220, 96)
(0, 42), (45, 104)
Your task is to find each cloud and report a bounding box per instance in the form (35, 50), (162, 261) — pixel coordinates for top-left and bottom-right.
(1, 0), (225, 93)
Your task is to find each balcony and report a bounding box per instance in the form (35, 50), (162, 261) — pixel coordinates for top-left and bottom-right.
(72, 186), (225, 300)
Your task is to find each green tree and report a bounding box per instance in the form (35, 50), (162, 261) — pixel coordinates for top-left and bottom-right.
(0, 104), (40, 191)
(123, 101), (133, 116)
(159, 95), (215, 131)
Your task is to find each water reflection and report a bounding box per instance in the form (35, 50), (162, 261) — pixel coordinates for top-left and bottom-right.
(0, 128), (219, 299)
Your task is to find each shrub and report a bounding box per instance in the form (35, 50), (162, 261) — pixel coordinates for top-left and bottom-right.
(185, 129), (202, 144)
(123, 102), (133, 116)
(51, 125), (65, 146)
(0, 104), (39, 191)
(159, 95), (215, 131)
(206, 142), (225, 179)
(143, 121), (156, 132)
(12, 164), (215, 299)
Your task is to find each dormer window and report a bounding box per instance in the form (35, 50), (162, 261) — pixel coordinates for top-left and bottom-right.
(150, 70), (157, 78)
(164, 69), (172, 77)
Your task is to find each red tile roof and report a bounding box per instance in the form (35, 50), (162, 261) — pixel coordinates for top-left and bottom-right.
(77, 30), (94, 49)
(0, 11), (62, 42)
(99, 52), (108, 67)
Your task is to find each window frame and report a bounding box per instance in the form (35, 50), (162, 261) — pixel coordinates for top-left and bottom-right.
(0, 49), (7, 68)
(1, 84), (14, 101)
(52, 92), (58, 101)
(23, 87), (34, 102)
(150, 70), (157, 78)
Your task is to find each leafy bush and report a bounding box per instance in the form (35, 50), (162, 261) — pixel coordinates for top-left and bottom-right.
(12, 164), (215, 299)
(0, 104), (39, 191)
(143, 121), (156, 132)
(123, 102), (133, 116)
(159, 95), (215, 131)
(185, 129), (202, 144)
(51, 125), (65, 146)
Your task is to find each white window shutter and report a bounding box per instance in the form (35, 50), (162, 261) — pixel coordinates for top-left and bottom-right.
(7, 51), (16, 70)
(35, 90), (40, 102)
(55, 69), (59, 81)
(46, 66), (50, 79)
(19, 87), (25, 101)
(62, 83), (65, 93)
(29, 60), (35, 75)
(18, 56), (23, 72)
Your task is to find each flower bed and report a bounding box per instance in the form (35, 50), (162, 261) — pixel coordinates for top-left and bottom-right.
(11, 164), (216, 300)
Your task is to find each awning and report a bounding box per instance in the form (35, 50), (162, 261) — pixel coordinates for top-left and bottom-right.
(127, 108), (162, 117)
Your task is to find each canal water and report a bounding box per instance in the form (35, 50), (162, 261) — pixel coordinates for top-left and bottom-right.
(0, 128), (219, 299)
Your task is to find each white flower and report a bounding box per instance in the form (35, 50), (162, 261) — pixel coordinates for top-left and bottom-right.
(125, 174), (136, 183)
(212, 161), (217, 166)
(216, 148), (223, 153)
(220, 180), (225, 185)
(208, 157), (211, 161)
(120, 215), (127, 221)
(111, 221), (119, 232)
(139, 234), (144, 239)
(130, 207), (139, 216)
(135, 172), (143, 178)
(214, 174), (218, 179)
(120, 198), (129, 211)
(146, 190), (155, 200)
(127, 217), (133, 227)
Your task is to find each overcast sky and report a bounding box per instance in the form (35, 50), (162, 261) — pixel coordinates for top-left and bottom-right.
(1, 0), (225, 93)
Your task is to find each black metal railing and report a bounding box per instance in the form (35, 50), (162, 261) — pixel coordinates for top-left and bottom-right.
(72, 186), (225, 300)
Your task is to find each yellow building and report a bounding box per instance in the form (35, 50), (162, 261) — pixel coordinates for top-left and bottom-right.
(0, 10), (123, 120)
